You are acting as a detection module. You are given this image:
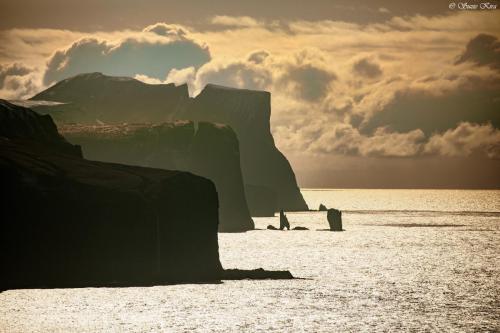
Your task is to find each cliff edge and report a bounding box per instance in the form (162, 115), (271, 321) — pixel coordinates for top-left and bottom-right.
(60, 121), (254, 232)
(181, 84), (308, 213)
(0, 100), (222, 289)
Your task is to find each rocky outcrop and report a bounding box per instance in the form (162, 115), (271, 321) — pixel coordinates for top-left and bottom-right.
(222, 268), (293, 280)
(0, 100), (223, 289)
(60, 121), (254, 232)
(28, 73), (308, 216)
(327, 208), (343, 231)
(319, 204), (328, 211)
(292, 226), (309, 230)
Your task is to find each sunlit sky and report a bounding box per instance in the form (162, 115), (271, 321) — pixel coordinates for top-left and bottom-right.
(1, 0), (499, 188)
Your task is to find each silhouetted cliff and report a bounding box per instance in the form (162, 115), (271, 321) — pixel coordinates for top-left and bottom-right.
(60, 121), (254, 232)
(31, 72), (188, 123)
(29, 73), (308, 215)
(0, 99), (82, 157)
(0, 100), (222, 289)
(180, 84), (308, 213)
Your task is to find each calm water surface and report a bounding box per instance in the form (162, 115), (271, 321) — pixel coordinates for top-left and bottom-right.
(1, 189), (499, 332)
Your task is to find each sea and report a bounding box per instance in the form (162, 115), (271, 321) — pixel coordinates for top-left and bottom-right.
(1, 189), (499, 332)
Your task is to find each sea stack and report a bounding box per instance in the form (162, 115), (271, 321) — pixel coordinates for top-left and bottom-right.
(279, 210), (290, 230)
(327, 208), (343, 231)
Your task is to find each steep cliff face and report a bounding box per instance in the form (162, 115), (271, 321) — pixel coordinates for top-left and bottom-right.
(28, 73), (308, 215)
(181, 84), (308, 212)
(0, 100), (82, 157)
(0, 100), (222, 290)
(244, 184), (277, 217)
(60, 121), (254, 232)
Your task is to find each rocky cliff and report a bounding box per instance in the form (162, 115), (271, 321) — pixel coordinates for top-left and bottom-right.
(60, 121), (254, 232)
(180, 84), (308, 212)
(29, 73), (308, 215)
(0, 99), (82, 157)
(0, 100), (223, 289)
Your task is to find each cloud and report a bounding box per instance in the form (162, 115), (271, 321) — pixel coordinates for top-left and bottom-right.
(278, 63), (336, 102)
(0, 63), (41, 99)
(0, 63), (31, 88)
(352, 58), (382, 78)
(142, 23), (188, 38)
(455, 34), (500, 69)
(43, 34), (210, 85)
(185, 48), (337, 103)
(133, 74), (163, 85)
(293, 122), (425, 157)
(248, 50), (270, 64)
(192, 59), (272, 94)
(424, 122), (500, 158)
(211, 16), (261, 28)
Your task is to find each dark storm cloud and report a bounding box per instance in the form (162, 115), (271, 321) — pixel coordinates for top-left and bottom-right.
(455, 34), (500, 69)
(353, 58), (382, 78)
(43, 37), (210, 85)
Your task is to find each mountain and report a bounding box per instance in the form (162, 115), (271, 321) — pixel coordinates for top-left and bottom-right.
(0, 100), (222, 289)
(60, 121), (254, 232)
(31, 72), (187, 123)
(30, 72), (308, 215)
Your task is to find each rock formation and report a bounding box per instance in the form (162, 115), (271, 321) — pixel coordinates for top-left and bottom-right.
(327, 208), (343, 231)
(222, 268), (293, 280)
(279, 210), (290, 230)
(59, 121), (254, 232)
(28, 73), (308, 217)
(292, 226), (309, 230)
(319, 203), (328, 211)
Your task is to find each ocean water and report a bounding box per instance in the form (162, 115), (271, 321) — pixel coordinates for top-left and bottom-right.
(1, 189), (499, 332)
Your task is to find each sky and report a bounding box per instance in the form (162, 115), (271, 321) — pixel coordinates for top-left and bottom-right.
(1, 0), (499, 188)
